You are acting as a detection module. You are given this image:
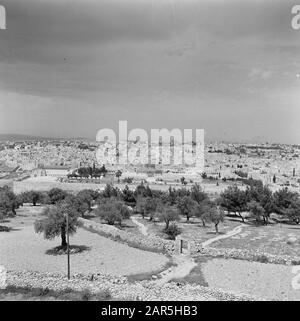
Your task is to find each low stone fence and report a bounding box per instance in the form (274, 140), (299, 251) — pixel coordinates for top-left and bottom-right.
(6, 270), (260, 301)
(78, 218), (175, 255)
(195, 245), (300, 266)
(79, 218), (300, 265)
(174, 235), (300, 265)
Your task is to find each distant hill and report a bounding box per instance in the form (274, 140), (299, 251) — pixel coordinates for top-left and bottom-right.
(0, 134), (90, 142)
(0, 134), (45, 141)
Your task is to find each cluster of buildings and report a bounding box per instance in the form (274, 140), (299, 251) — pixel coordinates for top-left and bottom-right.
(204, 143), (300, 189)
(0, 139), (298, 190)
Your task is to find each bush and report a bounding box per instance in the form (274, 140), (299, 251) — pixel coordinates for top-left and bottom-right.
(164, 223), (181, 240)
(254, 254), (269, 264)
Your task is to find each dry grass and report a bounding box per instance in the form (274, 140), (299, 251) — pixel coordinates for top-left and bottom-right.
(131, 216), (241, 243)
(202, 258), (300, 300)
(213, 222), (300, 257)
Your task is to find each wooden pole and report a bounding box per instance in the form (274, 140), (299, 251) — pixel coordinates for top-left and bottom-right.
(66, 212), (70, 280)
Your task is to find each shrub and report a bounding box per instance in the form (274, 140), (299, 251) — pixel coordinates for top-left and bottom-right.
(254, 254), (269, 264)
(164, 223), (181, 240)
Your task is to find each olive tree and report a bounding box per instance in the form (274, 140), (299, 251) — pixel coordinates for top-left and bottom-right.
(177, 196), (196, 222)
(95, 198), (131, 226)
(34, 201), (80, 247)
(205, 206), (225, 234)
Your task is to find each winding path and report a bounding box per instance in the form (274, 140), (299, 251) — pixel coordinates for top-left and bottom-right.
(131, 217), (196, 284)
(131, 216), (148, 236)
(155, 224), (244, 284)
(154, 254), (197, 285)
(201, 224), (244, 248)
(131, 217), (244, 285)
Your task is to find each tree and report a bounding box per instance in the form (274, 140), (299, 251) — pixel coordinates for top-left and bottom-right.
(48, 188), (67, 205)
(273, 188), (298, 215)
(21, 191), (44, 206)
(201, 172), (207, 179)
(177, 196), (196, 222)
(235, 170), (248, 178)
(282, 197), (300, 224)
(123, 177), (133, 184)
(34, 201), (81, 247)
(78, 167), (89, 178)
(115, 170), (122, 183)
(190, 183), (208, 204)
(102, 184), (120, 198)
(76, 189), (97, 213)
(0, 186), (22, 217)
(219, 185), (247, 222)
(122, 185), (136, 206)
(247, 200), (268, 224)
(136, 196), (158, 220)
(95, 198), (131, 226)
(157, 206), (179, 229)
(193, 200), (213, 227)
(246, 184), (274, 222)
(166, 187), (177, 205)
(144, 197), (157, 221)
(99, 165), (108, 177)
(135, 196), (146, 218)
(205, 206), (225, 234)
(67, 195), (89, 218)
(134, 183), (152, 198)
(180, 177), (187, 185)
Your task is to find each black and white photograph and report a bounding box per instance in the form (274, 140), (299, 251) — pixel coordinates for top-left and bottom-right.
(0, 0), (300, 307)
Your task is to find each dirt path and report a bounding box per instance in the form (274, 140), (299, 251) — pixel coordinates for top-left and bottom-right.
(130, 217), (196, 284)
(131, 216), (148, 236)
(154, 254), (197, 285)
(152, 224), (244, 286)
(201, 225), (244, 248)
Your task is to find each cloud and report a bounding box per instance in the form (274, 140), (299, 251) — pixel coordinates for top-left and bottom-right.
(0, 0), (299, 143)
(248, 68), (274, 81)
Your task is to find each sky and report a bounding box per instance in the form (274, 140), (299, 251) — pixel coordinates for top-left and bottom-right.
(0, 0), (299, 143)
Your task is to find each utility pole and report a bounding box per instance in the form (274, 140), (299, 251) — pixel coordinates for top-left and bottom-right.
(66, 212), (70, 280)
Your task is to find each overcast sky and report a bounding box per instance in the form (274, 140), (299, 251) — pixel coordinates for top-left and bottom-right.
(0, 0), (299, 143)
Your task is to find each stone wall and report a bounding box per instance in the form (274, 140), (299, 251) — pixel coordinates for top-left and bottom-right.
(6, 270), (260, 301)
(194, 244), (300, 265)
(79, 218), (175, 255)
